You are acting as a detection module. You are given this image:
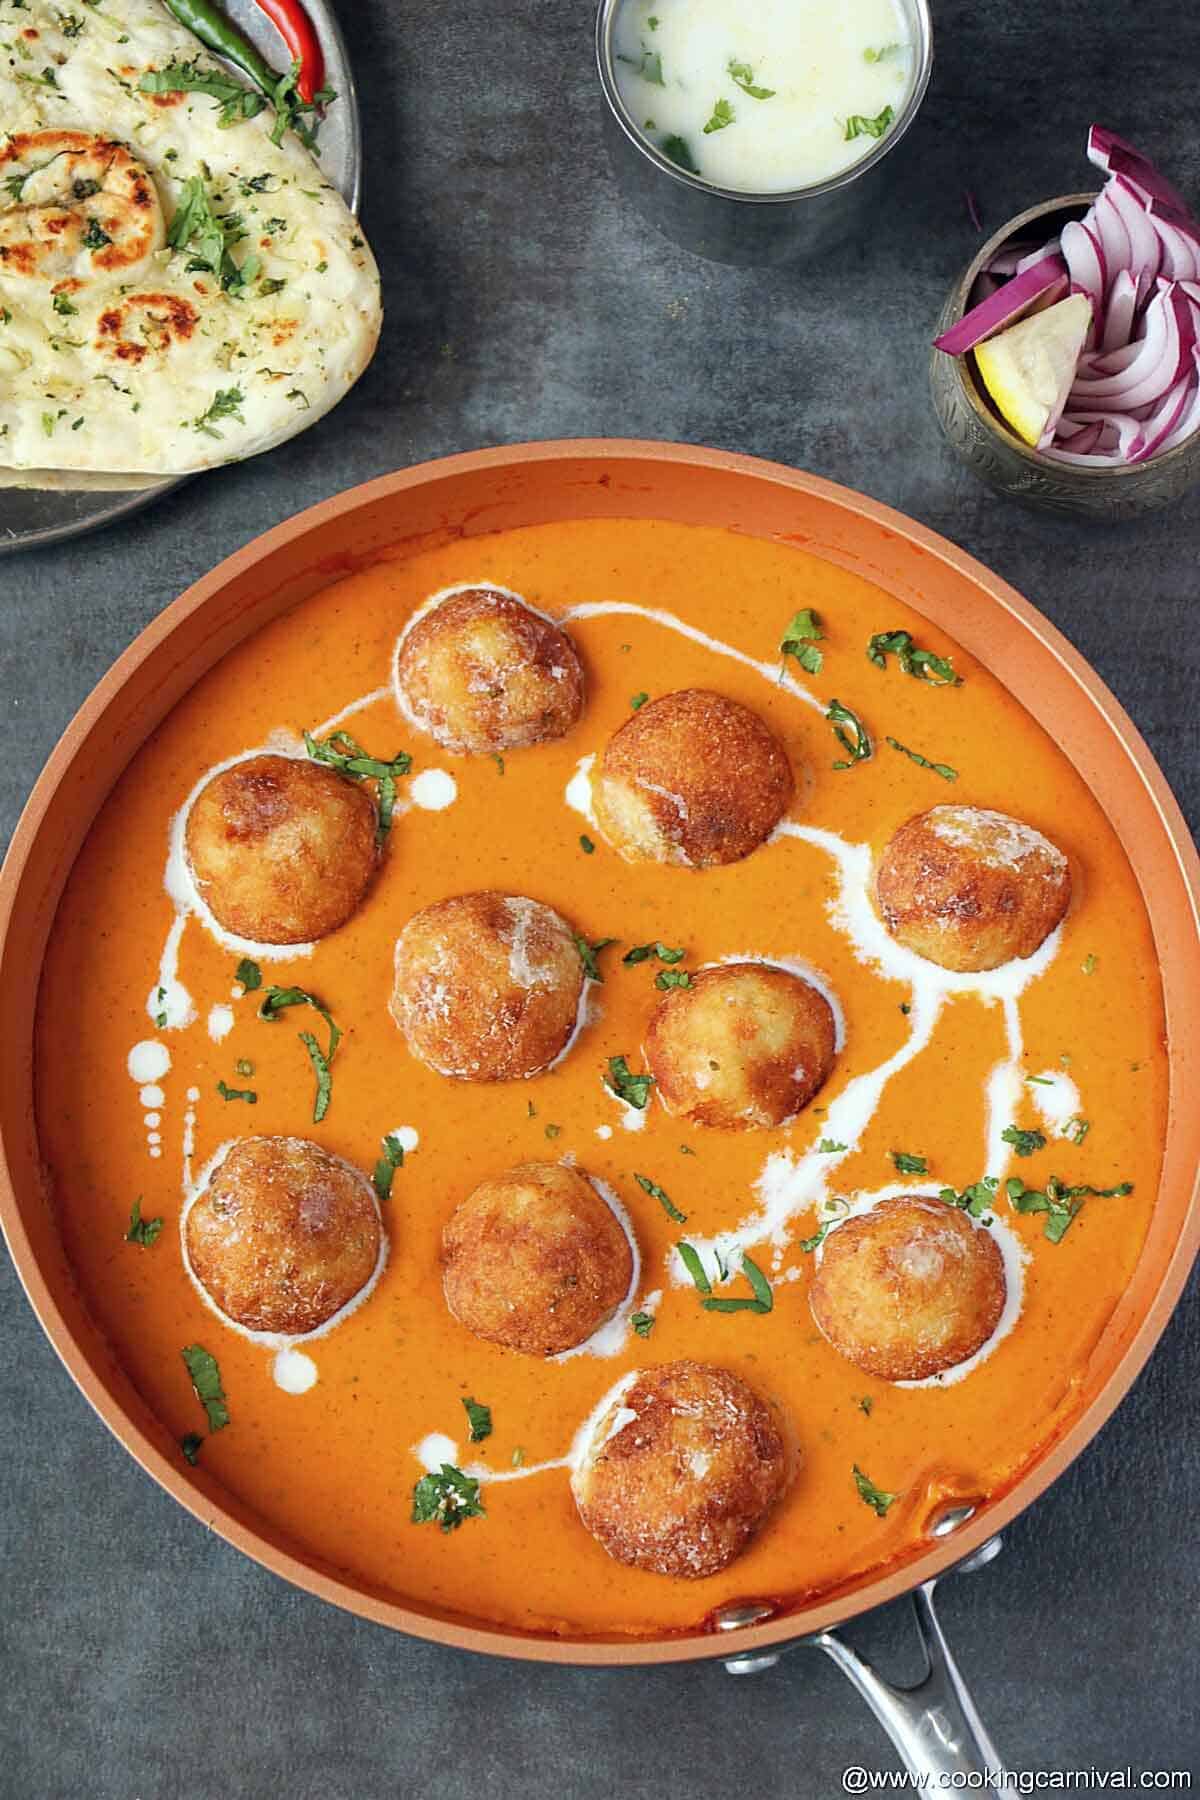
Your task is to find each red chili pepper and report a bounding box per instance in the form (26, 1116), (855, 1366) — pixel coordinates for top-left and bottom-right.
(251, 0), (324, 104)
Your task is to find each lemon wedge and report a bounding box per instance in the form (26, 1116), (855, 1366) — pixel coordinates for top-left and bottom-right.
(973, 294), (1092, 446)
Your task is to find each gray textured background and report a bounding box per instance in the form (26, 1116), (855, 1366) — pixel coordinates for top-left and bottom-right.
(2, 2), (1198, 1795)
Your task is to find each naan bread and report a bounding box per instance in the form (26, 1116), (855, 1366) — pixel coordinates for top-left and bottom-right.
(0, 0), (381, 474)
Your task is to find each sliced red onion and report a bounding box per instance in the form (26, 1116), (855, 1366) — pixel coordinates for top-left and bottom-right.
(1087, 127), (1198, 222)
(1155, 349), (1200, 453)
(1041, 444), (1125, 467)
(1146, 201), (1200, 281)
(985, 242), (1044, 276)
(1072, 284), (1195, 411)
(1063, 410), (1145, 457)
(1091, 190), (1132, 283)
(1060, 219), (1106, 309)
(1128, 367), (1196, 461)
(1056, 419), (1105, 455)
(1108, 176), (1162, 302)
(1100, 266), (1138, 353)
(933, 255), (1068, 355)
(1016, 239), (1063, 273)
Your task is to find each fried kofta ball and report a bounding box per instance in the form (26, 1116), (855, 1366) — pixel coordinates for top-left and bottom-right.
(593, 688), (794, 868)
(809, 1196), (1006, 1382)
(875, 805), (1070, 974)
(390, 891), (586, 1081)
(572, 1361), (790, 1578)
(394, 585), (585, 756)
(644, 962), (837, 1130)
(441, 1161), (634, 1356)
(184, 754), (378, 945)
(185, 1137), (383, 1336)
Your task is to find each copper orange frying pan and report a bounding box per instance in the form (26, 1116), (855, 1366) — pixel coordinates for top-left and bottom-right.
(2, 442), (1197, 1780)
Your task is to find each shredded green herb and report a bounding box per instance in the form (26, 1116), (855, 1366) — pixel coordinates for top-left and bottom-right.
(660, 134), (699, 174)
(780, 607), (824, 675)
(216, 1079), (257, 1104)
(890, 1150), (928, 1175)
(676, 1240), (712, 1295)
(1002, 1125), (1047, 1158)
(1006, 1173), (1132, 1243)
(125, 1197), (163, 1247)
(192, 386), (246, 439)
(462, 1397), (492, 1443)
(655, 967), (692, 990)
(624, 941), (685, 966)
(843, 105), (895, 141)
(938, 1177), (998, 1219)
(728, 58), (775, 99)
(634, 1172), (687, 1224)
(411, 1464), (485, 1533)
(885, 736), (958, 781)
(816, 1137), (848, 1154)
(828, 697), (872, 769)
(303, 729), (412, 846)
(574, 935), (617, 983)
(372, 1133), (405, 1200)
(181, 1344), (229, 1432)
(180, 1432), (203, 1466)
(631, 1311), (655, 1338)
(702, 1253), (773, 1315)
(259, 986), (341, 1123)
(579, 833), (596, 855)
(618, 44), (664, 84)
(867, 629), (961, 686)
(235, 957), (262, 991)
(140, 59), (265, 128)
(703, 97), (735, 134)
(605, 1055), (654, 1109)
(853, 1463), (898, 1515)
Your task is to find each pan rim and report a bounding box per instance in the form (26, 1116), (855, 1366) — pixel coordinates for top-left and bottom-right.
(2, 437), (1197, 1666)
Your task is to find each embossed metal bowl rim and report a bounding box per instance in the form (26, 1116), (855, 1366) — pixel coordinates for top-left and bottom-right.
(595, 0), (933, 205)
(0, 441), (1198, 1666)
(941, 191), (1200, 483)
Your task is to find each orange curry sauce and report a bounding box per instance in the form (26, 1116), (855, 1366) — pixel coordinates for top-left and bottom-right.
(35, 520), (1167, 1639)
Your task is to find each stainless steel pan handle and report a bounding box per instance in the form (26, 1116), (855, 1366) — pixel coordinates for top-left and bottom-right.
(720, 1533), (1013, 1789)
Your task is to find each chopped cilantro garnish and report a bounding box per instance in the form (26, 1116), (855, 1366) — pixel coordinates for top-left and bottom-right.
(1006, 1173), (1132, 1243)
(372, 1133), (405, 1200)
(192, 387), (245, 439)
(728, 58), (775, 99)
(623, 941), (685, 966)
(675, 1240), (712, 1295)
(618, 43), (664, 84)
(411, 1464), (485, 1532)
(890, 1150), (928, 1175)
(462, 1397), (492, 1443)
(605, 1055), (654, 1109)
(780, 607), (824, 675)
(816, 1137), (848, 1154)
(1082, 953), (1098, 975)
(1002, 1125), (1047, 1157)
(125, 1196), (163, 1247)
(1065, 1116), (1091, 1146)
(702, 1253), (773, 1315)
(216, 1079), (256, 1103)
(634, 1172), (687, 1224)
(180, 1432), (203, 1466)
(235, 957), (262, 991)
(579, 833), (596, 855)
(52, 291), (78, 316)
(631, 1311), (655, 1338)
(630, 691), (649, 709)
(655, 967), (692, 990)
(259, 986), (341, 1123)
(703, 97), (735, 134)
(938, 1177), (998, 1218)
(140, 59), (264, 128)
(574, 934), (617, 982)
(858, 1396), (874, 1416)
(853, 1463), (898, 1516)
(843, 106), (895, 141)
(181, 1344), (229, 1432)
(660, 134), (699, 174)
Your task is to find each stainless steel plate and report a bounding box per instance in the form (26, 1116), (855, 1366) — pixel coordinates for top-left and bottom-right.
(0, 0), (361, 557)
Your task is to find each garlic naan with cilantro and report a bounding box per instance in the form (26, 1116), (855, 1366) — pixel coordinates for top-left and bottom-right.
(0, 0), (380, 474)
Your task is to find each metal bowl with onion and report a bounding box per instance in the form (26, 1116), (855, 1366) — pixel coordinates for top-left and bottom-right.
(930, 194), (1200, 520)
(595, 0), (933, 266)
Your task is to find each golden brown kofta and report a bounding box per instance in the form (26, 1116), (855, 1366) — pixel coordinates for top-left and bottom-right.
(875, 804), (1070, 974)
(185, 1136), (383, 1336)
(185, 753), (378, 945)
(390, 891), (586, 1081)
(394, 585), (585, 755)
(441, 1161), (633, 1356)
(571, 1361), (790, 1578)
(809, 1196), (1006, 1382)
(644, 962), (837, 1129)
(593, 688), (795, 868)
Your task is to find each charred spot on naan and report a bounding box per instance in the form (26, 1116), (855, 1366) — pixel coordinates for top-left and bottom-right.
(95, 292), (199, 363)
(0, 132), (164, 282)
